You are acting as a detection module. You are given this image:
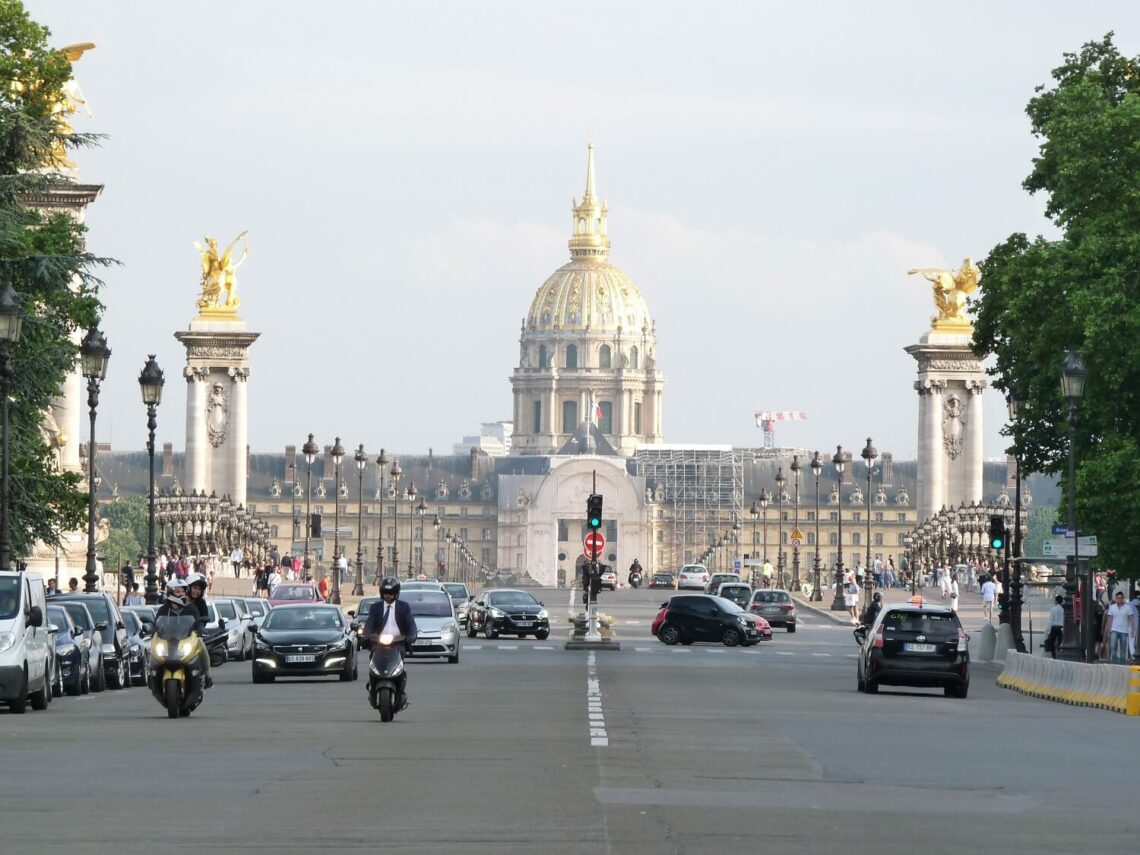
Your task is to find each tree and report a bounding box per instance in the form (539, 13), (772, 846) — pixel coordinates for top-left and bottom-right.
(0, 1), (110, 558)
(101, 496), (148, 571)
(972, 34), (1140, 577)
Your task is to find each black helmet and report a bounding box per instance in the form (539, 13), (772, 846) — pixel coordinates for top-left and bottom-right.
(379, 576), (401, 597)
(872, 592), (882, 602)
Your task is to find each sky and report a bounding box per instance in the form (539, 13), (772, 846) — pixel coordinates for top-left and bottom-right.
(23, 1), (1139, 461)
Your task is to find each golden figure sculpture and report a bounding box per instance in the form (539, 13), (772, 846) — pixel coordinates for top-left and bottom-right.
(10, 42), (96, 168)
(195, 231), (249, 314)
(907, 258), (980, 331)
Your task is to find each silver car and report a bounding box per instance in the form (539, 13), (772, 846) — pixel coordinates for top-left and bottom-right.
(241, 597), (271, 627)
(677, 564), (710, 591)
(213, 597), (255, 660)
(441, 582), (472, 626)
(402, 589), (461, 664)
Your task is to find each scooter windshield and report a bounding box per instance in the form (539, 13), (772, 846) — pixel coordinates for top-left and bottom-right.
(155, 614), (197, 641)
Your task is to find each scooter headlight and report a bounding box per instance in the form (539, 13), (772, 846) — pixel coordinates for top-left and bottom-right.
(176, 638), (196, 658)
(379, 632), (395, 645)
(152, 639), (168, 658)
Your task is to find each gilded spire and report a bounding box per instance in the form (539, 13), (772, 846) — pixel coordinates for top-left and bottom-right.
(569, 143), (609, 261)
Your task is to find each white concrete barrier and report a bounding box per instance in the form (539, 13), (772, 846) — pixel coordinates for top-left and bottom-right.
(996, 652), (1135, 715)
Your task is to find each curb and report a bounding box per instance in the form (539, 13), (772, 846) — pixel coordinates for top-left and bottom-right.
(794, 595), (856, 626)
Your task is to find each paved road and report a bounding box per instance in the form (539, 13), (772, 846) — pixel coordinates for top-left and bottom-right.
(3, 586), (1136, 853)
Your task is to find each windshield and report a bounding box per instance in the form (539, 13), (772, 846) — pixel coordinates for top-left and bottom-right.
(487, 591), (539, 608)
(882, 611), (960, 633)
(216, 601), (237, 620)
(61, 603), (92, 630)
(0, 576), (19, 619)
(272, 585), (315, 601)
(121, 611), (141, 634)
(155, 614), (197, 641)
(357, 598), (380, 616)
(711, 596), (744, 614)
(68, 596), (110, 623)
(681, 566), (706, 574)
(751, 591), (791, 604)
(442, 584), (468, 600)
(403, 591), (453, 617)
(264, 607), (343, 631)
(126, 606), (156, 623)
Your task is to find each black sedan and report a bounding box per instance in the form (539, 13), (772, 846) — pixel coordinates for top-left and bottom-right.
(47, 605), (90, 696)
(48, 593), (131, 690)
(465, 589), (550, 640)
(349, 597), (381, 650)
(54, 601), (106, 692)
(249, 604), (359, 683)
(854, 603), (969, 698)
(648, 572), (676, 589)
(119, 610), (151, 687)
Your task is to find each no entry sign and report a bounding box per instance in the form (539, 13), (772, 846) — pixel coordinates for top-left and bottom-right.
(583, 531), (606, 559)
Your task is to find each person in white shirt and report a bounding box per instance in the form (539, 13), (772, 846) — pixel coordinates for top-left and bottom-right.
(1046, 595), (1065, 658)
(1105, 591), (1135, 664)
(980, 578), (997, 623)
(948, 574), (959, 613)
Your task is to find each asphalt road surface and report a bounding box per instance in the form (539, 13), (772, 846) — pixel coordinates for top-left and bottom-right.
(2, 587), (1136, 853)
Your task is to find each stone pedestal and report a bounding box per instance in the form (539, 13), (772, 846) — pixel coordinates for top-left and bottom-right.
(905, 330), (986, 522)
(175, 317), (259, 506)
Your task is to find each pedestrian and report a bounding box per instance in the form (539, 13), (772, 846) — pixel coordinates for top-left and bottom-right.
(938, 565), (949, 600)
(843, 570), (859, 625)
(123, 583), (144, 607)
(67, 577), (79, 592)
(335, 550), (348, 583)
(1105, 591), (1135, 664)
(268, 565), (281, 594)
(230, 545), (243, 578)
(948, 573), (959, 613)
(980, 575), (996, 623)
(317, 575), (330, 601)
(873, 556), (883, 589)
(46, 577), (58, 595)
(121, 562), (134, 590)
(1045, 595), (1064, 659)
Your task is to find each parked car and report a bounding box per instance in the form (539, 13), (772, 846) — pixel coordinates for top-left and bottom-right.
(122, 604), (158, 634)
(350, 597), (381, 650)
(403, 589), (461, 663)
(854, 602), (969, 697)
(651, 602), (669, 637)
(655, 594), (767, 646)
(716, 582), (752, 609)
(0, 570), (52, 713)
(748, 588), (797, 632)
(267, 584), (322, 607)
(466, 589), (550, 640)
(704, 573), (741, 594)
(213, 597), (255, 661)
(677, 565), (710, 591)
(54, 600), (105, 692)
(48, 592), (131, 690)
(249, 604), (358, 683)
(599, 568), (618, 591)
(46, 604), (90, 696)
(648, 572), (676, 590)
(441, 582), (472, 627)
(241, 597), (270, 627)
(119, 609), (151, 686)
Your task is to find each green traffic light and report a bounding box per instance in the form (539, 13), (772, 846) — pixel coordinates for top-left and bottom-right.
(590, 517), (600, 527)
(991, 537), (1004, 549)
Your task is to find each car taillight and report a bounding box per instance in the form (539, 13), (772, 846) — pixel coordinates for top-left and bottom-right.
(780, 604), (794, 611)
(957, 627), (968, 652)
(701, 574), (709, 582)
(873, 626), (884, 649)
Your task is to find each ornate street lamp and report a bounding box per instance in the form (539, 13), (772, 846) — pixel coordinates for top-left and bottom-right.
(352, 443), (368, 596)
(433, 512), (442, 579)
(0, 284), (21, 572)
(1006, 383), (1027, 651)
(329, 437), (345, 604)
(138, 354), (164, 603)
(302, 433), (319, 575)
(416, 495), (427, 574)
(1059, 349), (1088, 660)
(374, 448), (389, 586)
(758, 488), (770, 567)
(789, 455), (802, 592)
(445, 530), (454, 582)
(389, 460), (403, 577)
(774, 467), (786, 588)
(860, 437), (877, 611)
(749, 501), (759, 585)
(830, 445), (847, 612)
(405, 482), (418, 576)
(903, 534), (915, 594)
(80, 325), (111, 592)
(810, 450), (823, 601)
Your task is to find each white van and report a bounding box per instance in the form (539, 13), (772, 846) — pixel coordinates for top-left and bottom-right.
(0, 570), (52, 713)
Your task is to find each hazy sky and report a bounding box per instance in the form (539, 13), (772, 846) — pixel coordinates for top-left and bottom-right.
(24, 2), (1137, 460)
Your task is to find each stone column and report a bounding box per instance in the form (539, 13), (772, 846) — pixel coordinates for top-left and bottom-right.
(184, 368), (208, 492)
(966, 380), (985, 504)
(229, 367), (250, 506)
(917, 381), (945, 521)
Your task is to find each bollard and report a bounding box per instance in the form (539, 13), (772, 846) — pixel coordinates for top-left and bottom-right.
(975, 623), (997, 662)
(1128, 666), (1140, 716)
(993, 623), (1014, 662)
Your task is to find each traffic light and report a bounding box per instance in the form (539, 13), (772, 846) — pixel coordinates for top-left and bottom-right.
(988, 515), (1005, 550)
(587, 494), (603, 530)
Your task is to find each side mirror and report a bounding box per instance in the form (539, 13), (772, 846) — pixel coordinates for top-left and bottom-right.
(853, 628), (867, 645)
(246, 624), (257, 634)
(95, 621), (108, 631)
(47, 622), (59, 634)
(218, 618), (228, 631)
(116, 621), (125, 631)
(346, 609), (356, 618)
(467, 595), (475, 602)
(538, 601), (544, 607)
(28, 605), (43, 627)
(71, 627), (81, 638)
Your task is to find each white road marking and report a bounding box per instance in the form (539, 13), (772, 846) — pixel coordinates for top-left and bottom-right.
(498, 645), (518, 650)
(811, 653), (831, 657)
(586, 651), (607, 748)
(534, 645), (554, 650)
(465, 645), (482, 650)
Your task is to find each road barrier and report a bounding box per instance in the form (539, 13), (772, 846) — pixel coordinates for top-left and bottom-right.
(997, 652), (1134, 715)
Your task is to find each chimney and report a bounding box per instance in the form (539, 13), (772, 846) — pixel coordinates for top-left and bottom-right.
(1006, 454), (1017, 487)
(470, 446), (479, 480)
(162, 442), (173, 477)
(880, 451), (893, 487)
(323, 445), (334, 479)
(285, 444), (296, 483)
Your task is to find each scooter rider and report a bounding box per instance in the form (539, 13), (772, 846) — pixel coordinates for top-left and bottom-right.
(628, 558), (643, 586)
(363, 576), (418, 708)
(860, 591), (883, 627)
(184, 572), (214, 689)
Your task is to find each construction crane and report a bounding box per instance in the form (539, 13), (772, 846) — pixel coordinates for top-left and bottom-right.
(754, 411), (807, 448)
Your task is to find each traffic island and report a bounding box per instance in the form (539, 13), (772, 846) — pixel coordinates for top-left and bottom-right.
(564, 612), (621, 650)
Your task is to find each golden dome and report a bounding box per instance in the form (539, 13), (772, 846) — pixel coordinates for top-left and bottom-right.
(526, 144), (652, 334)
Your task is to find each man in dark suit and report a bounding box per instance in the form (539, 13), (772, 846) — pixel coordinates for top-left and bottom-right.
(363, 576), (418, 706)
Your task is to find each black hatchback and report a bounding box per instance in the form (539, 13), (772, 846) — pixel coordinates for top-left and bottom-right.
(48, 593), (131, 690)
(854, 603), (969, 697)
(656, 594), (763, 647)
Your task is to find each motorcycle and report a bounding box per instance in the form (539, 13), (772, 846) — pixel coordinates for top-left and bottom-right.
(368, 632), (408, 722)
(628, 570), (643, 589)
(148, 615), (208, 718)
(201, 623), (230, 667)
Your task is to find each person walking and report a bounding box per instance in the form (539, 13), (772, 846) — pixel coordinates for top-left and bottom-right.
(1105, 590), (1135, 664)
(1045, 595), (1064, 659)
(230, 545), (243, 578)
(980, 575), (997, 623)
(948, 573), (959, 613)
(123, 583), (144, 607)
(843, 570), (859, 625)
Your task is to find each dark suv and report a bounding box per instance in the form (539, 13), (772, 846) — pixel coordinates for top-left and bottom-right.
(854, 603), (969, 697)
(704, 573), (741, 594)
(656, 594), (763, 647)
(48, 593), (131, 690)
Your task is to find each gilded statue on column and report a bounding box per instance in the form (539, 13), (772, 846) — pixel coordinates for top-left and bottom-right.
(907, 258), (980, 332)
(195, 231), (248, 316)
(9, 42), (96, 169)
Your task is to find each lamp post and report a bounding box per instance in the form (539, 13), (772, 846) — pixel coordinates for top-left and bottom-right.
(758, 488), (770, 567)
(138, 355), (164, 603)
(860, 437), (877, 611)
(389, 460), (402, 579)
(0, 284), (21, 573)
(352, 443), (368, 596)
(329, 437), (345, 604)
(445, 530), (453, 582)
(80, 325), (110, 592)
(904, 534), (915, 594)
(790, 455), (802, 592)
(1059, 349), (1087, 661)
(433, 513), (442, 578)
(1006, 385), (1027, 652)
(749, 501), (759, 585)
(301, 433), (318, 576)
(810, 451), (823, 601)
(416, 496), (427, 574)
(731, 519), (741, 574)
(405, 482), (417, 576)
(374, 448), (388, 585)
(774, 467), (785, 588)
(830, 445), (847, 611)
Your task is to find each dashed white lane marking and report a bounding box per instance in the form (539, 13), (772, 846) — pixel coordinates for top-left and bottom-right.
(465, 645), (482, 650)
(587, 651), (608, 747)
(634, 647), (653, 652)
(776, 651), (795, 655)
(811, 653), (832, 657)
(534, 645), (554, 650)
(498, 645), (518, 650)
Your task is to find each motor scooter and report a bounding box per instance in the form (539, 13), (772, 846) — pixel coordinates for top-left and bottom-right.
(368, 632), (408, 722)
(628, 570), (642, 589)
(148, 615), (208, 718)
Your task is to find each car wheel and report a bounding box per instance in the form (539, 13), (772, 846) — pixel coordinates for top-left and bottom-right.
(721, 627), (741, 647)
(339, 659), (355, 681)
(30, 669), (50, 711)
(535, 630), (549, 641)
(787, 624), (796, 634)
(80, 660), (91, 695)
(447, 652), (459, 664)
(66, 661), (82, 696)
(517, 633), (528, 639)
(92, 659), (106, 693)
(484, 622), (498, 640)
(658, 624), (680, 646)
(8, 669), (27, 714)
(466, 620), (478, 638)
(857, 667), (865, 693)
(864, 678), (879, 694)
(52, 660), (64, 698)
(111, 656), (128, 690)
(946, 683), (968, 699)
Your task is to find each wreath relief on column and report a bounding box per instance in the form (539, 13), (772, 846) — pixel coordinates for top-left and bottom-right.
(942, 393), (963, 460)
(206, 381), (228, 448)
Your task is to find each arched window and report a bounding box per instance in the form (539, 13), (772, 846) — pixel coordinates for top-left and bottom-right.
(630, 346), (639, 369)
(599, 345), (611, 369)
(565, 345), (578, 369)
(538, 345), (549, 369)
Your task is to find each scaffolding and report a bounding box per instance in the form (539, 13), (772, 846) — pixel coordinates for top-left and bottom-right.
(633, 445), (743, 569)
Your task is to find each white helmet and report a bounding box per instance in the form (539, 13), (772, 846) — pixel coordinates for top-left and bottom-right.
(185, 572), (207, 592)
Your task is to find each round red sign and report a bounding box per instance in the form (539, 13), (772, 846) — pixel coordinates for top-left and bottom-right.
(583, 531), (606, 559)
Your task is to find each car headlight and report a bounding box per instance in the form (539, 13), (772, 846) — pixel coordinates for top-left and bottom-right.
(440, 621), (458, 636)
(0, 631), (14, 654)
(58, 644), (77, 656)
(489, 608), (505, 618)
(537, 608), (548, 620)
(326, 638), (349, 650)
(737, 615), (750, 625)
(101, 643), (116, 656)
(253, 640), (271, 653)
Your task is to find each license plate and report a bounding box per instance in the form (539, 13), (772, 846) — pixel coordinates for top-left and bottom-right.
(903, 643), (936, 653)
(414, 640), (433, 647)
(514, 621), (533, 627)
(285, 654), (315, 663)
